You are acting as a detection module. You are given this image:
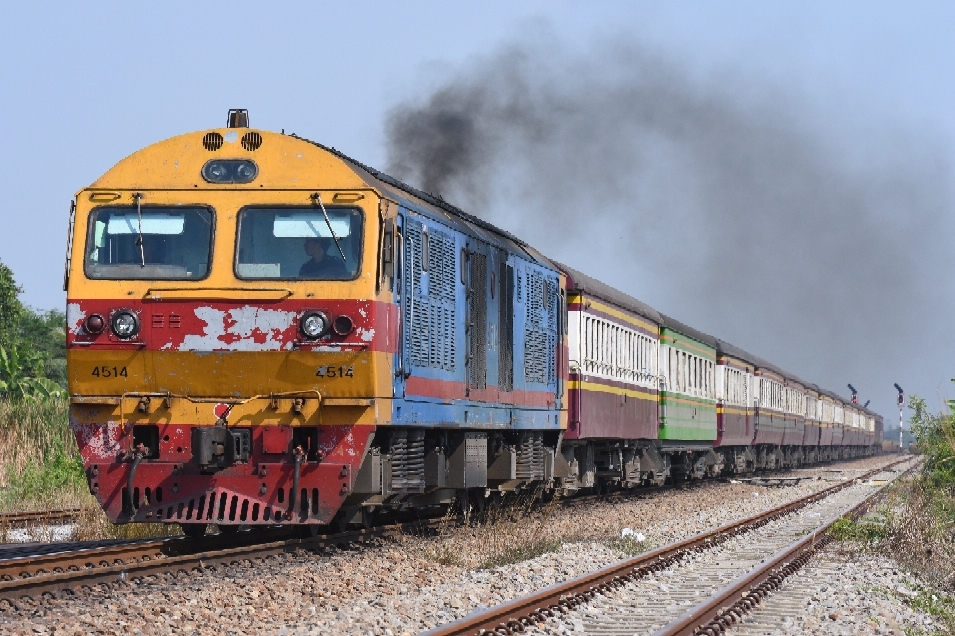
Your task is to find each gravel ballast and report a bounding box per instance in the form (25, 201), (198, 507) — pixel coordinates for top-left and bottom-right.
(0, 457), (913, 635)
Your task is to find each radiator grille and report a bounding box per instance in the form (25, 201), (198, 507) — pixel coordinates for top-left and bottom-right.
(202, 132), (223, 151)
(524, 269), (558, 385)
(405, 220), (456, 371)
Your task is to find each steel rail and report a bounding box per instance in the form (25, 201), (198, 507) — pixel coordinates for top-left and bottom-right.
(0, 507), (84, 527)
(0, 519), (440, 608)
(421, 456), (913, 636)
(650, 459), (922, 636)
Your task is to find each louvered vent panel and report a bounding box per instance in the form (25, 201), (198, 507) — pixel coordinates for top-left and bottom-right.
(524, 269), (557, 385)
(404, 220), (456, 372)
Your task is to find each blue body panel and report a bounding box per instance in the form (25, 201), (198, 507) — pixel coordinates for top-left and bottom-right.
(385, 197), (562, 431)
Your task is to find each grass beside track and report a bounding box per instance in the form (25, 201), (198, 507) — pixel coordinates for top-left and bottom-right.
(0, 397), (179, 541)
(826, 391), (955, 635)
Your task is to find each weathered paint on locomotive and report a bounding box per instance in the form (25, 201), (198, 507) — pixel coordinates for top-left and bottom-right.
(66, 126), (566, 527)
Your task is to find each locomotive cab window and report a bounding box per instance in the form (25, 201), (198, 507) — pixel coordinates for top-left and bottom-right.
(85, 206), (213, 280)
(236, 207), (363, 280)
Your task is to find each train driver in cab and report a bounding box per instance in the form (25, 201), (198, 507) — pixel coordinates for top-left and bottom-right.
(299, 237), (349, 278)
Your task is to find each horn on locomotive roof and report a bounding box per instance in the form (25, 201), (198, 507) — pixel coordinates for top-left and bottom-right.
(848, 383), (858, 404)
(227, 109), (249, 128)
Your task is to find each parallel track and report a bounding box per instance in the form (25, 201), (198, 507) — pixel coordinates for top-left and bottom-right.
(649, 460), (920, 636)
(0, 507), (83, 528)
(423, 456), (915, 636)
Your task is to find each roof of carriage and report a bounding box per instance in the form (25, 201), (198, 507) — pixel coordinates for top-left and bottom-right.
(555, 262), (662, 323)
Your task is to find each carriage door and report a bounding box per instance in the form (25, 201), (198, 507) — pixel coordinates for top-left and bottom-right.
(464, 242), (489, 396)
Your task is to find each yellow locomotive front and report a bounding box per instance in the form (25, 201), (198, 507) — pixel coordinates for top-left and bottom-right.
(66, 112), (393, 534)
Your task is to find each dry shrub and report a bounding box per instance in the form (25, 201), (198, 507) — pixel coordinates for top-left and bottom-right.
(881, 478), (955, 590)
(69, 506), (180, 542)
(423, 489), (568, 569)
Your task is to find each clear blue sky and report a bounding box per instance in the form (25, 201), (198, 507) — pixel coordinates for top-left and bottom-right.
(1, 1), (951, 414)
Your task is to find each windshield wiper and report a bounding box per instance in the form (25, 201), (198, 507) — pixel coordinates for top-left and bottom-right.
(311, 192), (347, 263)
(134, 193), (145, 267)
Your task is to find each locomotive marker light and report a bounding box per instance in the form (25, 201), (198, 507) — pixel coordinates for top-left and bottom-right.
(300, 311), (330, 340)
(85, 313), (105, 334)
(894, 384), (904, 452)
(333, 314), (354, 336)
(110, 310), (139, 340)
(848, 384), (858, 404)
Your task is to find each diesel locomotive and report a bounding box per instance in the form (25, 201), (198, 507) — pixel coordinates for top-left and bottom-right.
(64, 110), (883, 535)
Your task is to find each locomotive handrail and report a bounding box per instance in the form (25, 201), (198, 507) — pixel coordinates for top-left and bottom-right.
(74, 391), (326, 413)
(143, 287), (293, 301)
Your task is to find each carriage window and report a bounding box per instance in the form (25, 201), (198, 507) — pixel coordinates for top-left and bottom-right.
(236, 207), (363, 280)
(85, 206), (213, 280)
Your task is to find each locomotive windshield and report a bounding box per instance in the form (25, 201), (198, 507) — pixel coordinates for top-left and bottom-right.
(235, 206), (362, 280)
(85, 206), (213, 280)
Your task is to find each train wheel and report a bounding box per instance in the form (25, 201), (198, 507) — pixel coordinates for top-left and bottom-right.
(181, 523), (207, 538)
(471, 490), (486, 521)
(298, 524), (322, 538)
(361, 507), (377, 530)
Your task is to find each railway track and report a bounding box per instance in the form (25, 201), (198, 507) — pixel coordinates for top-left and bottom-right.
(423, 456), (917, 636)
(0, 518), (440, 609)
(0, 456), (902, 612)
(0, 507), (83, 528)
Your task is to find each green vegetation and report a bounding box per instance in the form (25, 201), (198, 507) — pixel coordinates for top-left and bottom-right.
(608, 533), (655, 557)
(827, 513), (890, 545)
(828, 385), (955, 633)
(909, 390), (955, 492)
(0, 260), (177, 539)
(0, 258), (68, 398)
(0, 259), (80, 504)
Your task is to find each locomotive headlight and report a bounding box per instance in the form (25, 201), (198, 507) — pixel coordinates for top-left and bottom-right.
(201, 159), (258, 184)
(111, 311), (139, 339)
(300, 311), (329, 340)
(234, 162), (257, 181)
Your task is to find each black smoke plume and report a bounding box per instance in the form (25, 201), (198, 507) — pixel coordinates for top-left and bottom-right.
(384, 33), (954, 417)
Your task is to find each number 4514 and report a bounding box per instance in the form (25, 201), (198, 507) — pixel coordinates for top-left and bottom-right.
(91, 366), (128, 378)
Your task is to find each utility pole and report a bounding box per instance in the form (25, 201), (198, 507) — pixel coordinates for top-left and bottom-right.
(894, 384), (904, 452)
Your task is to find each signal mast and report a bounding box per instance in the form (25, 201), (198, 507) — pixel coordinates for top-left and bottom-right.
(894, 384), (904, 452)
